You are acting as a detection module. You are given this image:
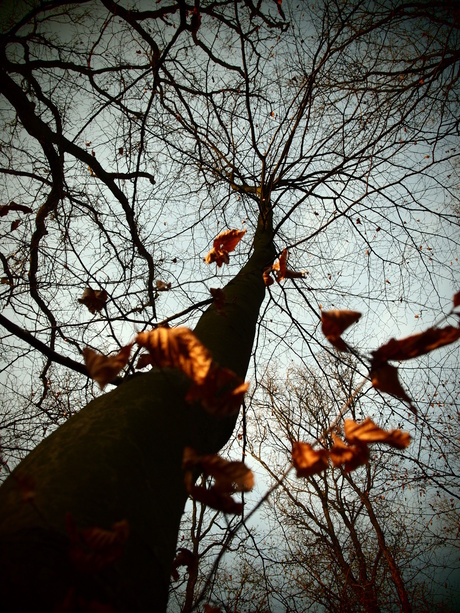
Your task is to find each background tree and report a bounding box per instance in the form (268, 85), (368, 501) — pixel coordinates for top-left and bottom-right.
(0, 0), (459, 611)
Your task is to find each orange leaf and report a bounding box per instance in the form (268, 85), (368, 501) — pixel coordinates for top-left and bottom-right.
(291, 441), (329, 477)
(370, 363), (416, 414)
(344, 417), (411, 450)
(83, 344), (132, 389)
(328, 435), (370, 472)
(213, 228), (246, 252)
(204, 229), (246, 267)
(78, 287), (108, 314)
(272, 249), (304, 283)
(156, 280), (171, 291)
(204, 247), (229, 267)
(136, 327), (212, 385)
(263, 267), (275, 286)
(321, 309), (361, 351)
(186, 365), (249, 415)
(372, 326), (460, 366)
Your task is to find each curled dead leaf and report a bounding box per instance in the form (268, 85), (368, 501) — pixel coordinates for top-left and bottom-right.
(183, 447), (253, 514)
(370, 362), (416, 414)
(291, 441), (329, 477)
(136, 327), (212, 385)
(83, 344), (132, 389)
(156, 280), (171, 291)
(328, 435), (370, 472)
(263, 266), (275, 286)
(183, 447), (254, 493)
(372, 325), (460, 366)
(344, 417), (411, 450)
(204, 228), (246, 267)
(321, 309), (361, 352)
(78, 288), (108, 314)
(265, 249), (304, 285)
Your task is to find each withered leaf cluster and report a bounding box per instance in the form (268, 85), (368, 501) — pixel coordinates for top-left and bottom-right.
(292, 417), (411, 478)
(321, 297), (460, 414)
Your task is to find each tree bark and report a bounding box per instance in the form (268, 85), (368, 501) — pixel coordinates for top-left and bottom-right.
(0, 212), (275, 612)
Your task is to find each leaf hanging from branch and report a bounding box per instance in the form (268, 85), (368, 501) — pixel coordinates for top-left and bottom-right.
(66, 514), (130, 574)
(293, 418), (411, 476)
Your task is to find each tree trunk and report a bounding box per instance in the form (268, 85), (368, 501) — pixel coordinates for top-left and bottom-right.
(0, 212), (275, 612)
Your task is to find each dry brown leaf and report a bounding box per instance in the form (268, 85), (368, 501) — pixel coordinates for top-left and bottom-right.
(266, 249), (304, 284)
(328, 435), (370, 472)
(204, 228), (246, 267)
(136, 327), (212, 385)
(453, 291), (460, 308)
(186, 365), (249, 416)
(183, 447), (252, 515)
(321, 309), (361, 351)
(344, 417), (411, 450)
(187, 484), (244, 514)
(291, 441), (329, 477)
(83, 344), (132, 389)
(263, 266), (275, 286)
(78, 287), (108, 314)
(370, 363), (416, 414)
(156, 280), (171, 291)
(372, 325), (460, 366)
(183, 447), (254, 493)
